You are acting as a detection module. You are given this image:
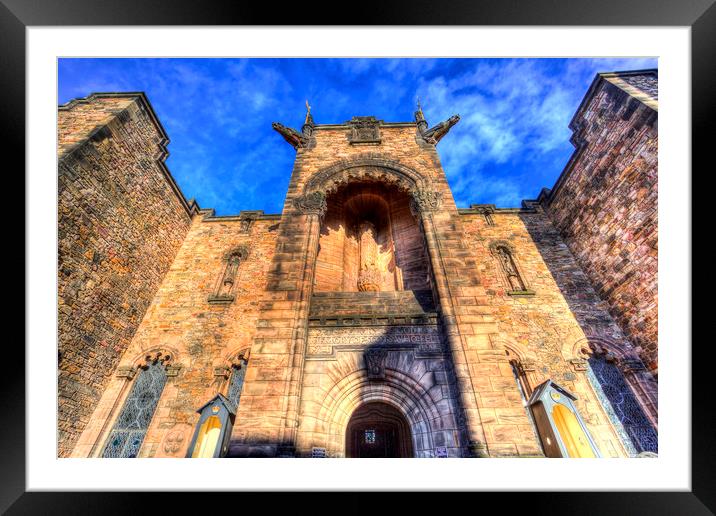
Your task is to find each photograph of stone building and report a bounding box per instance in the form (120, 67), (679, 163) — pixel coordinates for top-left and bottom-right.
(57, 59), (658, 458)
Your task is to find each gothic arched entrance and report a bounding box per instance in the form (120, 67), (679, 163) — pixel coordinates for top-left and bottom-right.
(345, 402), (413, 458)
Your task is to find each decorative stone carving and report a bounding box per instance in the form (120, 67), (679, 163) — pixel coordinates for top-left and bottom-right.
(306, 325), (443, 358)
(347, 116), (381, 144)
(208, 245), (249, 304)
(570, 358), (589, 371)
(357, 269), (382, 292)
(115, 366), (136, 379)
(293, 191), (327, 217)
(214, 366), (231, 379)
(273, 102), (316, 149)
(239, 216), (253, 233)
(272, 122), (309, 149)
(304, 158), (425, 196)
(220, 254), (241, 296)
(143, 351), (173, 368)
(365, 347), (388, 379)
(414, 99), (428, 133)
(165, 364), (182, 377)
(410, 189), (443, 215)
(489, 241), (529, 293)
(162, 429), (185, 455)
(495, 246), (526, 291)
(619, 358), (647, 374)
(420, 115), (460, 144)
(302, 100), (315, 138)
(520, 358), (537, 372)
(357, 221), (382, 292)
(472, 204), (496, 226)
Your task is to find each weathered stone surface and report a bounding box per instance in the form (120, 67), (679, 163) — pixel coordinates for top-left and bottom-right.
(62, 73), (658, 460)
(57, 94), (194, 457)
(69, 213), (279, 457)
(542, 72), (658, 373)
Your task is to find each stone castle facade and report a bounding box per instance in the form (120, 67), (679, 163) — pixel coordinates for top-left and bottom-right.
(58, 70), (658, 459)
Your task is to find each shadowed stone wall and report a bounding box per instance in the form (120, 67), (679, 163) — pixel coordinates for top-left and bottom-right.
(542, 72), (658, 373)
(61, 85), (657, 459)
(57, 94), (195, 457)
(460, 204), (657, 457)
(70, 213), (279, 457)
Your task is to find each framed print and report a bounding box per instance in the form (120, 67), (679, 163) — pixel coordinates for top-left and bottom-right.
(6, 0), (711, 513)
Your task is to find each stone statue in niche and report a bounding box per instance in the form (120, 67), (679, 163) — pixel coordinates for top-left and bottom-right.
(496, 246), (526, 291)
(220, 254), (241, 296)
(357, 221), (384, 292)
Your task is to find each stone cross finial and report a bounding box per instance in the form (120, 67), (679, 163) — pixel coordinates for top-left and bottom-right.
(303, 100), (315, 137)
(414, 97), (428, 133)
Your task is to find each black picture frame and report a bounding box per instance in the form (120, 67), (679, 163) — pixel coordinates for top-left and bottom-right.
(5, 0), (708, 513)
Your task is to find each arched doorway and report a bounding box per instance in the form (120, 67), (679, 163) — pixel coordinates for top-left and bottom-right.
(345, 402), (413, 458)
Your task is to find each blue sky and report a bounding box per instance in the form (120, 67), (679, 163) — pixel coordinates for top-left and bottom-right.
(59, 58), (656, 215)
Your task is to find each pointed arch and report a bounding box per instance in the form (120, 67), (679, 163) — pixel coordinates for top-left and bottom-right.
(567, 335), (658, 453)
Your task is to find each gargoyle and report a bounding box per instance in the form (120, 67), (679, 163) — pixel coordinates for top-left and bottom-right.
(421, 114), (460, 144)
(272, 122), (307, 149)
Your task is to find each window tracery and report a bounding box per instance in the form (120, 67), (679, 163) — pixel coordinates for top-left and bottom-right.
(586, 353), (658, 455)
(101, 357), (169, 458)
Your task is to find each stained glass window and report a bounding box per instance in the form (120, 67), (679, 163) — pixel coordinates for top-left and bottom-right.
(587, 355), (658, 455)
(227, 360), (247, 408)
(101, 360), (167, 458)
(364, 429), (376, 444)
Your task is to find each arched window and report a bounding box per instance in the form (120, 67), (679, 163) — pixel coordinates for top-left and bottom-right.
(101, 359), (168, 458)
(587, 354), (658, 455)
(489, 242), (531, 294)
(208, 246), (249, 304)
(226, 357), (248, 408)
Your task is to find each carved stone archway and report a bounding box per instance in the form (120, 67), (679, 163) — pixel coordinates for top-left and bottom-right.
(567, 335), (658, 435)
(312, 368), (448, 458)
(303, 156), (428, 197)
(345, 401), (414, 458)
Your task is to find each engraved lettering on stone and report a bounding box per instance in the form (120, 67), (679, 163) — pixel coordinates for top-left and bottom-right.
(307, 326), (441, 355)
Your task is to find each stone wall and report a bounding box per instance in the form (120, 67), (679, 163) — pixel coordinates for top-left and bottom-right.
(461, 205), (657, 457)
(70, 214), (279, 457)
(543, 74), (658, 373)
(57, 94), (194, 457)
(226, 117), (502, 457)
(61, 95), (657, 459)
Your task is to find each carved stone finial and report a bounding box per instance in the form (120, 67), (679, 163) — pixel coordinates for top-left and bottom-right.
(420, 114), (460, 144)
(303, 100), (315, 137)
(293, 191), (327, 217)
(410, 189), (443, 215)
(415, 98), (428, 133)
